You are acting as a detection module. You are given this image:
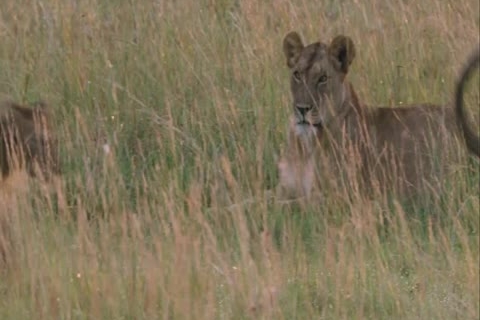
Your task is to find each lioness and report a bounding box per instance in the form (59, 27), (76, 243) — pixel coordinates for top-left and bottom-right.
(0, 100), (60, 180)
(277, 32), (479, 200)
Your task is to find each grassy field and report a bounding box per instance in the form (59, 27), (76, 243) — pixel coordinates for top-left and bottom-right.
(0, 0), (479, 319)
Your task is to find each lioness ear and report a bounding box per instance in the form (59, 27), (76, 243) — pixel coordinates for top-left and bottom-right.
(328, 35), (356, 73)
(283, 31), (304, 68)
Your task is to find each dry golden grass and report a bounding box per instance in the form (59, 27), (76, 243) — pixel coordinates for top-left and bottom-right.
(0, 0), (478, 319)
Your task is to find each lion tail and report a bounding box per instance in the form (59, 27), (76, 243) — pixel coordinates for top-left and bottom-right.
(455, 48), (480, 157)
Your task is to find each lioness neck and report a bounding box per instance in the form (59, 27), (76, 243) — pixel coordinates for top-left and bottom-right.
(327, 81), (366, 141)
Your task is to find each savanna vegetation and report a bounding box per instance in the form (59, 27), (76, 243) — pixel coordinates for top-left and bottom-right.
(0, 0), (478, 319)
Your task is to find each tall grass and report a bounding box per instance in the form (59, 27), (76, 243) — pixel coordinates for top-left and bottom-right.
(0, 0), (478, 319)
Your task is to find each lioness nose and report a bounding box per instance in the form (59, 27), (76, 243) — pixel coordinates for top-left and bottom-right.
(296, 104), (312, 116)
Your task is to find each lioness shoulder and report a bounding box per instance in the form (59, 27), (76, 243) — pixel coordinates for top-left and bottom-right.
(277, 31), (479, 200)
(0, 100), (60, 180)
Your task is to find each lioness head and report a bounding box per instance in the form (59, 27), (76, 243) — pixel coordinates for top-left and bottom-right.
(283, 32), (356, 133)
(0, 100), (60, 180)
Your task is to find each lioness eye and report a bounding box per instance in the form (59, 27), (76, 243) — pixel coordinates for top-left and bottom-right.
(318, 74), (328, 84)
(293, 71), (301, 82)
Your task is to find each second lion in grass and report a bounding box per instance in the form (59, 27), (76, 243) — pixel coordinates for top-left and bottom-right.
(0, 100), (60, 181)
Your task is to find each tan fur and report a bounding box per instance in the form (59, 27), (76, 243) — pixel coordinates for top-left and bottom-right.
(0, 100), (60, 180)
(277, 32), (479, 200)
